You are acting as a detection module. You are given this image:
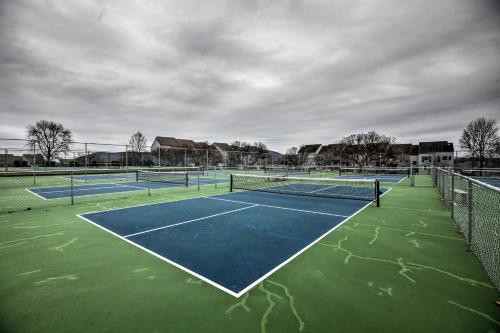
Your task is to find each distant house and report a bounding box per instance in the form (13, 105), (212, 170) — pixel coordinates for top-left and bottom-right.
(417, 141), (454, 167)
(387, 144), (413, 167)
(150, 136), (271, 167)
(82, 152), (125, 167)
(21, 154), (45, 166)
(301, 140), (454, 168)
(298, 144), (322, 166)
(315, 144), (342, 165)
(151, 137), (197, 150)
(213, 142), (269, 166)
(0, 154), (22, 167)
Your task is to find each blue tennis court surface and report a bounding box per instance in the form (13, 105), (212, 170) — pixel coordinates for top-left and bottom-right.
(79, 190), (380, 297)
(473, 177), (500, 188)
(69, 173), (133, 182)
(336, 174), (407, 183)
(27, 178), (228, 199)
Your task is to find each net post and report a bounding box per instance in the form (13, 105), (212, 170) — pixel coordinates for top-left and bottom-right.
(230, 174), (233, 192)
(147, 172), (151, 196)
(70, 171), (74, 205)
(136, 170), (139, 182)
(375, 180), (380, 207)
(4, 148), (7, 172)
(466, 179), (473, 251)
(185, 172), (189, 187)
(197, 170), (200, 191)
(206, 149), (209, 175)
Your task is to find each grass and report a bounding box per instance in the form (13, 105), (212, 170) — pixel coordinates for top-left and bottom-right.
(0, 175), (498, 333)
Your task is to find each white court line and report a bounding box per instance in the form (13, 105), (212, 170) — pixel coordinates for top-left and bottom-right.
(32, 184), (125, 194)
(78, 187), (393, 298)
(115, 183), (152, 190)
(308, 184), (339, 193)
(124, 204), (258, 238)
(25, 188), (48, 201)
(204, 196), (349, 218)
(231, 186), (393, 297)
(80, 192), (227, 215)
(77, 214), (241, 298)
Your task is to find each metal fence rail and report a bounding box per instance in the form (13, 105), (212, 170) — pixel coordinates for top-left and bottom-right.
(435, 167), (500, 292)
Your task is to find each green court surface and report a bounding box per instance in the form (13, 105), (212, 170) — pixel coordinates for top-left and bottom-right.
(0, 179), (498, 332)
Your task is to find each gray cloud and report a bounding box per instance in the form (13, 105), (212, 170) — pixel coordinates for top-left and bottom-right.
(1, 0), (499, 152)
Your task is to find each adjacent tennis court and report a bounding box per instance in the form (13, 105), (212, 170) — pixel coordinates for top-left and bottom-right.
(472, 177), (500, 188)
(336, 174), (407, 183)
(79, 187), (386, 296)
(27, 177), (228, 199)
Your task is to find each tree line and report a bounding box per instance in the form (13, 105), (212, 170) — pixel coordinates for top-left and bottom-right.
(23, 117), (500, 168)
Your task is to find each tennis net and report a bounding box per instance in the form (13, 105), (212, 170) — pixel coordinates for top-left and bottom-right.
(264, 166), (311, 176)
(230, 174), (380, 205)
(339, 167), (410, 178)
(146, 166), (203, 176)
(136, 170), (188, 186)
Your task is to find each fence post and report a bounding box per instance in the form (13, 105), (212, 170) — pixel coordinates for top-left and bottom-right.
(206, 149), (209, 174)
(450, 173), (455, 219)
(125, 145), (128, 171)
(467, 179), (473, 251)
(84, 143), (88, 169)
(33, 144), (36, 172)
(70, 171), (74, 205)
(4, 148), (8, 172)
(33, 144), (36, 186)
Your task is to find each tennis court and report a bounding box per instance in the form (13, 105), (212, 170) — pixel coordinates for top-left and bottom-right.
(336, 174), (407, 183)
(1, 167), (498, 333)
(27, 177), (228, 200)
(66, 172), (134, 182)
(79, 185), (386, 296)
(472, 177), (500, 188)
(337, 167), (410, 184)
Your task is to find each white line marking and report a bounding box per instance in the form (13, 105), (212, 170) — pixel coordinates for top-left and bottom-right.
(115, 183), (149, 190)
(308, 184), (339, 193)
(25, 188), (49, 200)
(76, 214), (241, 297)
(81, 192), (227, 215)
(231, 187), (393, 297)
(78, 188), (393, 298)
(204, 196), (349, 218)
(123, 205), (258, 238)
(33, 184), (125, 194)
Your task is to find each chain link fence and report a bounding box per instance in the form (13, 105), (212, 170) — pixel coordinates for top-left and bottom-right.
(435, 167), (500, 292)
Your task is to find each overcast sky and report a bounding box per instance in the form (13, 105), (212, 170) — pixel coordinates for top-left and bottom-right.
(1, 0), (499, 152)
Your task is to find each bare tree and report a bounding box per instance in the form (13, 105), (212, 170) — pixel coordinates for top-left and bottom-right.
(26, 120), (72, 166)
(460, 118), (499, 168)
(285, 146), (299, 166)
(129, 131), (148, 166)
(340, 131), (395, 167)
(129, 131), (147, 152)
(254, 142), (268, 150)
